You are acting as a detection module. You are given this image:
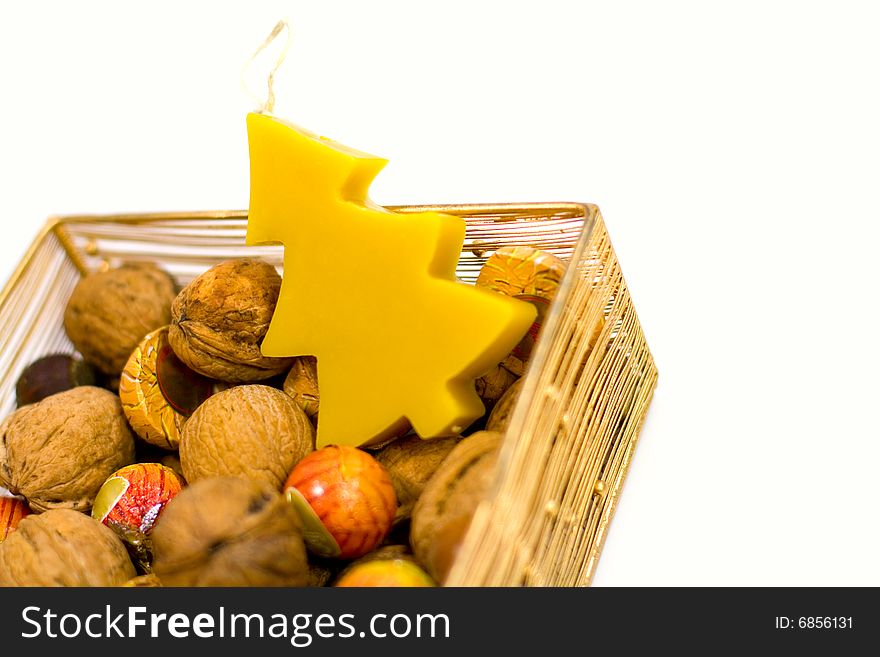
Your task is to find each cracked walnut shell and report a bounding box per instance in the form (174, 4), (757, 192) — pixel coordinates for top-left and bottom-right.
(63, 263), (177, 377)
(0, 509), (136, 586)
(169, 259), (293, 382)
(0, 386), (136, 513)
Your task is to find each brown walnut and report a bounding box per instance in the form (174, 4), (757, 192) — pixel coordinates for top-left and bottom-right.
(410, 430), (501, 583)
(283, 356), (320, 423)
(376, 434), (461, 523)
(0, 509), (136, 586)
(485, 377), (523, 433)
(63, 263), (176, 376)
(151, 476), (309, 587)
(179, 385), (314, 490)
(169, 259), (293, 382)
(0, 386), (136, 513)
(475, 363), (519, 411)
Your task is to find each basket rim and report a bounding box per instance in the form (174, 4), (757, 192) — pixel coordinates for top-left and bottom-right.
(2, 201), (596, 316)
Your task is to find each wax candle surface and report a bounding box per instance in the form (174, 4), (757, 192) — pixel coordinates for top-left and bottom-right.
(246, 112), (536, 447)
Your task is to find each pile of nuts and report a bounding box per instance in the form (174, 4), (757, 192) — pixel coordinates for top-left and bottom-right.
(0, 247), (568, 587)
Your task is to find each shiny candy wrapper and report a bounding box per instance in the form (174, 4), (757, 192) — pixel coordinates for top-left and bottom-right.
(1, 496), (30, 542)
(284, 445), (397, 560)
(476, 246), (568, 369)
(120, 326), (218, 450)
(92, 463), (185, 571)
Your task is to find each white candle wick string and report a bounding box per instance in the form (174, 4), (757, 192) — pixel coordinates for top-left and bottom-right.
(242, 19), (292, 115)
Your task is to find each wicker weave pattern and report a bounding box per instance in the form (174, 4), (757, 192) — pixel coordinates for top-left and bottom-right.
(0, 204), (656, 585)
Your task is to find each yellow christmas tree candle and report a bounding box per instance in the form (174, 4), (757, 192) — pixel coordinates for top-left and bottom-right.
(246, 112), (535, 448)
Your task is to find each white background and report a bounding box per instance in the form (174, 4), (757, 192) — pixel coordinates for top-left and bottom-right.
(2, 1), (879, 586)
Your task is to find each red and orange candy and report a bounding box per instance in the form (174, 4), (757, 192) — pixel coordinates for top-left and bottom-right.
(284, 445), (396, 560)
(92, 463), (185, 570)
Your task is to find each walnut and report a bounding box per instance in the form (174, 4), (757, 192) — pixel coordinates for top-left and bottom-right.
(169, 259), (293, 382)
(410, 430), (501, 583)
(0, 509), (135, 586)
(63, 263), (177, 376)
(151, 476), (309, 586)
(485, 377), (523, 433)
(179, 385), (314, 490)
(0, 386), (136, 513)
(475, 363), (519, 411)
(283, 356), (319, 423)
(376, 434), (461, 523)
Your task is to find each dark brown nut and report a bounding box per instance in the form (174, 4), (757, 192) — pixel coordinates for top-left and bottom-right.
(169, 259), (293, 382)
(151, 476), (309, 587)
(0, 509), (136, 586)
(0, 386), (136, 513)
(376, 435), (461, 523)
(283, 356), (319, 424)
(15, 354), (97, 407)
(180, 385), (314, 490)
(485, 377), (523, 433)
(63, 263), (177, 377)
(410, 430), (501, 584)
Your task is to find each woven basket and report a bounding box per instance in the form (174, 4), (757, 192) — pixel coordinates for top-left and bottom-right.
(0, 203), (656, 586)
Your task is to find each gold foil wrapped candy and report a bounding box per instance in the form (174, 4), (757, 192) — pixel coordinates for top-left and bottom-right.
(476, 246), (568, 373)
(120, 326), (218, 450)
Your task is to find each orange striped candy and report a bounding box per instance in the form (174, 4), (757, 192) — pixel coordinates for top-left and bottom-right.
(284, 446), (396, 560)
(92, 463), (184, 537)
(0, 496), (30, 542)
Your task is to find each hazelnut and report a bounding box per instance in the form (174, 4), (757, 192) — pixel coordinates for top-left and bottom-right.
(63, 263), (177, 376)
(180, 385), (314, 490)
(15, 354), (97, 407)
(0, 387), (136, 513)
(169, 259), (293, 382)
(151, 476), (309, 587)
(0, 509), (136, 586)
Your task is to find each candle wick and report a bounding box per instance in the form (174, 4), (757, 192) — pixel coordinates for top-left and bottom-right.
(242, 19), (292, 115)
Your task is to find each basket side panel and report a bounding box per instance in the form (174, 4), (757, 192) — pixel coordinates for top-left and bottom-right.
(0, 230), (78, 419)
(447, 207), (658, 586)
